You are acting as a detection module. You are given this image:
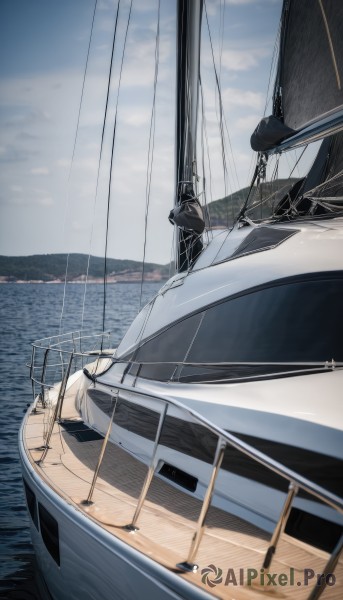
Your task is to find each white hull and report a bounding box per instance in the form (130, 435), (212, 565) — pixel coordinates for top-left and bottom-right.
(19, 219), (343, 598)
(19, 416), (212, 600)
(19, 375), (343, 600)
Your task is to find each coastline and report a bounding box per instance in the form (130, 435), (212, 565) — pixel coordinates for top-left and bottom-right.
(0, 274), (168, 285)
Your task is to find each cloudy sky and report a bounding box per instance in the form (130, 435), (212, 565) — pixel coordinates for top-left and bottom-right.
(0, 0), (284, 264)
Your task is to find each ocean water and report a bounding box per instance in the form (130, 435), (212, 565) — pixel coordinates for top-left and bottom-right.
(0, 282), (161, 599)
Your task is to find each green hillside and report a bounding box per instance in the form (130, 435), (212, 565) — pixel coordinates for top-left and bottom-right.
(1, 179), (301, 282)
(206, 178), (300, 227)
(0, 254), (170, 282)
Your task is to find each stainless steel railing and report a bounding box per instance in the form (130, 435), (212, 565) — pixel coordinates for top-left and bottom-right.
(28, 331), (343, 600)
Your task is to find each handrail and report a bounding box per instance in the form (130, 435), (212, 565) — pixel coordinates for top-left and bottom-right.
(105, 379), (343, 513)
(83, 393), (119, 505)
(31, 329), (111, 350)
(125, 402), (169, 532)
(29, 334), (343, 511)
(39, 352), (74, 463)
(176, 437), (226, 572)
(29, 333), (343, 598)
(30, 336), (343, 368)
(96, 371), (343, 597)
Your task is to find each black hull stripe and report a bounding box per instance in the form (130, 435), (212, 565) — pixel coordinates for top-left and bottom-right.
(87, 389), (343, 499)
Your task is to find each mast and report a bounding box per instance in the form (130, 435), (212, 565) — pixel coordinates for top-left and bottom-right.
(173, 0), (204, 272)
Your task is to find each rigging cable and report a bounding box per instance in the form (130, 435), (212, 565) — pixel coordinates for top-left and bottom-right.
(199, 76), (213, 237)
(288, 145), (308, 178)
(263, 18), (281, 119)
(216, 0), (242, 196)
(204, 1), (242, 226)
(102, 0), (133, 336)
(242, 13), (281, 221)
(58, 0), (98, 336)
(204, 1), (230, 223)
(139, 0), (161, 310)
(80, 0), (122, 335)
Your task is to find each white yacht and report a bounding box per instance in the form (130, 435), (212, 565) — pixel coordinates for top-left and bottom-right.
(19, 1), (343, 598)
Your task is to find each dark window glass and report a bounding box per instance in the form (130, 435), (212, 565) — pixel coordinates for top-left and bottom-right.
(38, 503), (60, 565)
(130, 276), (343, 382)
(138, 362), (177, 381)
(187, 278), (343, 364)
(177, 363), (306, 383)
(23, 479), (39, 530)
(134, 313), (203, 364)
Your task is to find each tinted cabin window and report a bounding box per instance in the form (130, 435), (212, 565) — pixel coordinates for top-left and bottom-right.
(187, 278), (343, 364)
(130, 276), (343, 382)
(38, 503), (60, 565)
(133, 313), (203, 380)
(23, 479), (39, 530)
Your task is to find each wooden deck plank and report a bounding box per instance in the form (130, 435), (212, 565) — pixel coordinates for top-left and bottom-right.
(23, 408), (342, 600)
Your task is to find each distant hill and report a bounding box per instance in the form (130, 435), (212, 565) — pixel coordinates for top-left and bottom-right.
(1, 179), (301, 282)
(205, 178), (300, 227)
(0, 254), (170, 283)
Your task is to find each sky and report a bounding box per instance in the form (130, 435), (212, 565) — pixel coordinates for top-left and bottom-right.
(0, 0), (286, 264)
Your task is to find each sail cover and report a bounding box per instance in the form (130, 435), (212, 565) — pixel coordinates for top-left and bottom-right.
(278, 0), (343, 131)
(252, 0), (343, 152)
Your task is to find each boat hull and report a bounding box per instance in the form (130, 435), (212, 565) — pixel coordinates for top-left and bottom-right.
(19, 412), (214, 600)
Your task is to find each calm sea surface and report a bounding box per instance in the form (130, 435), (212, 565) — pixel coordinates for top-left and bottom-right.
(0, 282), (161, 599)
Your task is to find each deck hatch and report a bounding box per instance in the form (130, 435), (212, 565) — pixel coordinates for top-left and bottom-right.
(61, 420), (103, 443)
(228, 226), (298, 260)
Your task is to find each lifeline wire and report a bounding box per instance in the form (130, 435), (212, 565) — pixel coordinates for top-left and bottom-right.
(139, 0), (161, 311)
(204, 2), (229, 212)
(199, 80), (212, 236)
(80, 0), (122, 336)
(102, 0), (133, 336)
(59, 0), (98, 335)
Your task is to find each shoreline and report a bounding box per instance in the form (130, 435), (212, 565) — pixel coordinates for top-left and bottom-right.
(0, 278), (167, 284)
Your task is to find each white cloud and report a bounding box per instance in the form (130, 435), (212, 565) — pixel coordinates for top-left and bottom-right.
(235, 114), (261, 132)
(56, 158), (71, 168)
(222, 87), (264, 110)
(34, 196), (54, 206)
(72, 158), (99, 172)
(220, 48), (268, 72)
(30, 167), (50, 175)
(0, 0), (282, 261)
(120, 108), (151, 127)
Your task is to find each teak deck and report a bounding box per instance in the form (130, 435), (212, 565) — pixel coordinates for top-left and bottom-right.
(23, 405), (342, 600)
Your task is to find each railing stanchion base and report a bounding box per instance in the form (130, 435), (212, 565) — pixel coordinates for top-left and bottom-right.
(123, 524), (139, 533)
(176, 562), (198, 573)
(80, 500), (94, 507)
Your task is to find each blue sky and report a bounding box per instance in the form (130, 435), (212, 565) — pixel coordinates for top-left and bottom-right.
(0, 0), (285, 264)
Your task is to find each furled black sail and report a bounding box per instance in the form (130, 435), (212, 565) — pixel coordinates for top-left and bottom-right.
(252, 0), (343, 153)
(171, 0), (205, 272)
(275, 132), (343, 217)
